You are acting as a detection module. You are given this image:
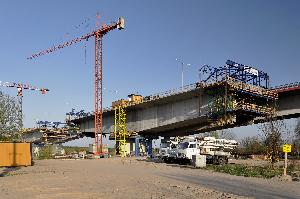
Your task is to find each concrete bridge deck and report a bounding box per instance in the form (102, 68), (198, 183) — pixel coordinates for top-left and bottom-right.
(73, 81), (300, 138)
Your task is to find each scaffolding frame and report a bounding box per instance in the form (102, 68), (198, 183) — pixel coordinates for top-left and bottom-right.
(202, 74), (277, 126)
(114, 105), (127, 157)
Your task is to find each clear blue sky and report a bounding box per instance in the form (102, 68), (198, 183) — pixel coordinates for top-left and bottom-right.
(0, 0), (299, 145)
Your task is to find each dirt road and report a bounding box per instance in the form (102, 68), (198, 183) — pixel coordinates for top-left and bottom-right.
(0, 158), (299, 199)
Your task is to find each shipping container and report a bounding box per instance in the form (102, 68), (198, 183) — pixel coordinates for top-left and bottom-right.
(0, 142), (32, 167)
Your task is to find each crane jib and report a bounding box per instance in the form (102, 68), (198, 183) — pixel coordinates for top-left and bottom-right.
(27, 18), (124, 60)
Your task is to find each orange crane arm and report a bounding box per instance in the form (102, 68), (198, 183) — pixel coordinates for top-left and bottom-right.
(27, 17), (125, 60)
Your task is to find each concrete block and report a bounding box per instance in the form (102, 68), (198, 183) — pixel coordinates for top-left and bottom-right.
(192, 154), (206, 168)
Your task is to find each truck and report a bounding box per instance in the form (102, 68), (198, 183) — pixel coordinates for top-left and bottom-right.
(158, 138), (179, 163)
(166, 136), (238, 165)
(168, 137), (199, 164)
(198, 137), (238, 164)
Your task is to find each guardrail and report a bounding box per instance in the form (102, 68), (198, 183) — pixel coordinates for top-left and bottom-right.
(271, 81), (300, 90)
(71, 83), (199, 120)
(142, 83), (197, 102)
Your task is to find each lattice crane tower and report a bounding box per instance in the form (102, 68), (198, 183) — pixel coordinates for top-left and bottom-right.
(27, 16), (125, 154)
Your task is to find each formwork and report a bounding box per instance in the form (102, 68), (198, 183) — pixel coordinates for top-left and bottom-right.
(0, 142), (32, 167)
(198, 60), (278, 127)
(199, 76), (277, 126)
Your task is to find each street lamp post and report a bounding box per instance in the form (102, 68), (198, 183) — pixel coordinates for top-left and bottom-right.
(176, 58), (191, 89)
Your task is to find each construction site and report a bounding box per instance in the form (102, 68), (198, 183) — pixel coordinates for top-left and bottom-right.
(1, 1), (300, 199)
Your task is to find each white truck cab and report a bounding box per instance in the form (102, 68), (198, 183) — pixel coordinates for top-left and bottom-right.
(159, 139), (178, 162)
(177, 141), (200, 160)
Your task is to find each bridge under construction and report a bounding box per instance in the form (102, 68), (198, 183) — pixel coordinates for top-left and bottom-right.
(22, 60), (300, 157)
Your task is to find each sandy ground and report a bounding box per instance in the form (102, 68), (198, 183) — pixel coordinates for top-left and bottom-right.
(0, 158), (299, 199)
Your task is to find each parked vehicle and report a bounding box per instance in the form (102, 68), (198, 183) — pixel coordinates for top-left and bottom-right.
(159, 138), (179, 163)
(164, 136), (238, 165)
(198, 137), (238, 164)
(169, 137), (199, 164)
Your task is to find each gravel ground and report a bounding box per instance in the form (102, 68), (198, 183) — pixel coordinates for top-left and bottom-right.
(0, 158), (298, 199)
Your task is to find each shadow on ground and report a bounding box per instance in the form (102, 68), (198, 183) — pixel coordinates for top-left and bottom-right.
(135, 157), (200, 169)
(0, 167), (21, 177)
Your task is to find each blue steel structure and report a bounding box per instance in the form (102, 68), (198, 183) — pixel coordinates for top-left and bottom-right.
(36, 121), (67, 128)
(199, 60), (270, 89)
(66, 109), (88, 118)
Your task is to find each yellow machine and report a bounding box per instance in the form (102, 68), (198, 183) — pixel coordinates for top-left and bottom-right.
(128, 94), (143, 105)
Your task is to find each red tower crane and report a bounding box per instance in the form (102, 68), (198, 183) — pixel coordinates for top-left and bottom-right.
(27, 17), (125, 154)
(0, 81), (49, 126)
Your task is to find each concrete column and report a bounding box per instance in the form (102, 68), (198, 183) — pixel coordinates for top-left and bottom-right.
(135, 137), (140, 157)
(146, 139), (153, 158)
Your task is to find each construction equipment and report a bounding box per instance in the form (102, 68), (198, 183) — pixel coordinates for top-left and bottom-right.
(166, 136), (238, 165)
(22, 120), (81, 145)
(114, 105), (127, 157)
(128, 94), (143, 105)
(0, 81), (49, 126)
(158, 137), (180, 162)
(197, 60), (277, 127)
(66, 109), (88, 122)
(199, 60), (270, 88)
(111, 93), (143, 157)
(27, 16), (125, 154)
(198, 136), (238, 164)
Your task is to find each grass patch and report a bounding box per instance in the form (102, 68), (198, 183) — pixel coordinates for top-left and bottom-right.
(205, 164), (282, 179)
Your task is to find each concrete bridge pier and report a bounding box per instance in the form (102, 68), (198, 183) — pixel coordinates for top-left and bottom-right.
(135, 136), (140, 157)
(146, 138), (153, 158)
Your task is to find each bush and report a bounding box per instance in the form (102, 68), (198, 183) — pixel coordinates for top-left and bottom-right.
(205, 164), (282, 179)
(62, 146), (88, 155)
(38, 146), (52, 160)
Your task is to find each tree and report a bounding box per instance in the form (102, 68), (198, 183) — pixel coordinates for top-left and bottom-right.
(295, 119), (300, 140)
(0, 90), (22, 141)
(259, 118), (289, 164)
(241, 136), (265, 155)
(201, 129), (236, 140)
(218, 129), (236, 140)
(292, 119), (300, 158)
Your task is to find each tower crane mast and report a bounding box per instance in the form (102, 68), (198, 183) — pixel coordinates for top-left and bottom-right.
(28, 17), (125, 154)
